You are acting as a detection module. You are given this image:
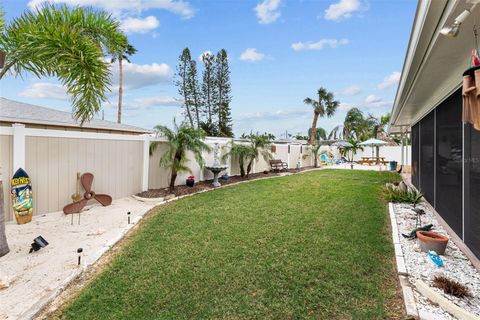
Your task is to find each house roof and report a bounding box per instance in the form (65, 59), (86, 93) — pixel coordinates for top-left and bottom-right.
(389, 0), (478, 133)
(0, 98), (151, 134)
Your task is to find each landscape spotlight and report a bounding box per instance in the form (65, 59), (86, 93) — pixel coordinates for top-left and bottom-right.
(29, 236), (49, 253)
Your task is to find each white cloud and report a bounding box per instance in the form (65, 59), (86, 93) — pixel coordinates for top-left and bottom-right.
(121, 16), (159, 34)
(28, 0), (195, 19)
(20, 82), (68, 100)
(198, 50), (213, 62)
(377, 71), (401, 90)
(324, 0), (362, 21)
(338, 102), (355, 111)
(255, 0), (281, 24)
(364, 94), (391, 108)
(240, 48), (266, 62)
(118, 96), (182, 110)
(291, 38), (349, 51)
(237, 108), (310, 121)
(340, 85), (361, 96)
(109, 62), (173, 90)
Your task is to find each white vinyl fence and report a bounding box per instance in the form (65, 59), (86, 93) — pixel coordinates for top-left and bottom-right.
(0, 122), (409, 221)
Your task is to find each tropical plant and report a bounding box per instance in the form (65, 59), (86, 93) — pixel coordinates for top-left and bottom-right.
(304, 87), (339, 144)
(382, 184), (423, 206)
(0, 4), (126, 122)
(111, 42), (137, 124)
(245, 134), (272, 176)
(150, 122), (210, 193)
(308, 127), (327, 142)
(0, 4), (126, 257)
(222, 142), (252, 178)
(339, 139), (364, 169)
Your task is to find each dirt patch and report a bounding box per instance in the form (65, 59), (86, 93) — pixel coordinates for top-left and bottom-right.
(137, 168), (314, 198)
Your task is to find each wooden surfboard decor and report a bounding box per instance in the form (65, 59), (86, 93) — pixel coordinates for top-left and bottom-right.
(11, 168), (33, 224)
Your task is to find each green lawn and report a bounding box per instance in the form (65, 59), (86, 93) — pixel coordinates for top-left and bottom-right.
(60, 170), (402, 319)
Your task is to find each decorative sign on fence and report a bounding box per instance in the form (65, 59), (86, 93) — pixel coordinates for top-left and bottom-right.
(11, 168), (33, 224)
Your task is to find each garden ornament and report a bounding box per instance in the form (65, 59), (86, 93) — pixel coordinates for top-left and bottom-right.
(428, 251), (444, 267)
(63, 173), (112, 215)
(402, 224), (433, 239)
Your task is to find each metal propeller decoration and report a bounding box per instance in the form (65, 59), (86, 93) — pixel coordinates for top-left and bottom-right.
(63, 173), (112, 215)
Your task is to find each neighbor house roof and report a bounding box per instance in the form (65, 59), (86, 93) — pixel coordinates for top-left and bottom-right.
(389, 0), (478, 133)
(0, 98), (151, 134)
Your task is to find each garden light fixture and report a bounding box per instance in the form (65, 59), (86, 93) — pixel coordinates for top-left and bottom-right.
(29, 236), (49, 253)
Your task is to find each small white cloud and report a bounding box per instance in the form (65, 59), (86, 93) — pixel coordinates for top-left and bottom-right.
(365, 94), (382, 104)
(121, 16), (159, 34)
(198, 50), (213, 62)
(255, 0), (281, 24)
(324, 0), (363, 21)
(109, 62), (173, 90)
(20, 82), (68, 100)
(291, 38), (349, 51)
(238, 108), (310, 121)
(338, 102), (355, 111)
(240, 48), (266, 62)
(377, 71), (401, 90)
(28, 0), (195, 19)
(340, 85), (361, 96)
(119, 96), (182, 110)
(364, 94), (391, 108)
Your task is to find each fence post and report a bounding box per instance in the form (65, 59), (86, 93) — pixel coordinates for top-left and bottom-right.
(142, 135), (150, 191)
(12, 123), (25, 172)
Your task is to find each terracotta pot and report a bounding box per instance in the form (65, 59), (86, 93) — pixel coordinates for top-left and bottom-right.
(416, 231), (449, 255)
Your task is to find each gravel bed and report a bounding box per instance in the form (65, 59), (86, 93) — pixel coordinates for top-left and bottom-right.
(393, 203), (480, 319)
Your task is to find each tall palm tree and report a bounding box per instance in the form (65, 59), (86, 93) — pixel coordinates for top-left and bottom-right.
(304, 87), (339, 145)
(111, 43), (137, 124)
(150, 122), (211, 193)
(0, 5), (126, 257)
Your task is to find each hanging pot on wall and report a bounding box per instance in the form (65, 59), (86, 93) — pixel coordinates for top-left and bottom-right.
(0, 51), (6, 69)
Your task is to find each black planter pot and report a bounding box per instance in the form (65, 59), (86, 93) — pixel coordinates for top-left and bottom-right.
(186, 179), (195, 187)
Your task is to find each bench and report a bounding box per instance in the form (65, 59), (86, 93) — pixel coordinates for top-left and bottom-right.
(270, 159), (288, 172)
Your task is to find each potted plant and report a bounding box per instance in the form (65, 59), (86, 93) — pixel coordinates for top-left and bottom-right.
(186, 175), (195, 187)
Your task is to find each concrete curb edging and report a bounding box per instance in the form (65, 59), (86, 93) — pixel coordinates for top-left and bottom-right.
(29, 168), (323, 319)
(415, 280), (480, 320)
(388, 202), (420, 319)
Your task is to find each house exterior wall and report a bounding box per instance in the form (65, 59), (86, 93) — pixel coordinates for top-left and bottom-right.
(411, 88), (480, 258)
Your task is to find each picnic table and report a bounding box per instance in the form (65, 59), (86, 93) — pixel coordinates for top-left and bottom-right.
(358, 157), (388, 165)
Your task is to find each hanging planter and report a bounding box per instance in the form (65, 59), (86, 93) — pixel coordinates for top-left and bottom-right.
(0, 51), (5, 69)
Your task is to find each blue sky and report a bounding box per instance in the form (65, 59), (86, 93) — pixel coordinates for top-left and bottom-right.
(1, 0), (416, 138)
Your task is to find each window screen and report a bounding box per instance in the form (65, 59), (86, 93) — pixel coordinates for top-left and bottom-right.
(435, 89), (463, 237)
(411, 123), (420, 189)
(420, 110), (435, 204)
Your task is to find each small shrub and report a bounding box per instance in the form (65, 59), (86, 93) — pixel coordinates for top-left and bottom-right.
(433, 276), (471, 298)
(382, 184), (423, 206)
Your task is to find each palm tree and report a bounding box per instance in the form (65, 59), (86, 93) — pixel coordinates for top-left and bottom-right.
(111, 43), (137, 124)
(0, 5), (126, 257)
(222, 142), (252, 178)
(150, 122), (211, 193)
(0, 4), (126, 122)
(245, 134), (272, 176)
(340, 138), (364, 169)
(304, 87), (339, 145)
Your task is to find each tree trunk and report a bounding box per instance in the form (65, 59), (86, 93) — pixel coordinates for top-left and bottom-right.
(309, 112), (319, 145)
(169, 169), (177, 194)
(239, 158), (245, 178)
(117, 56), (123, 124)
(0, 179), (10, 257)
(246, 159), (253, 177)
